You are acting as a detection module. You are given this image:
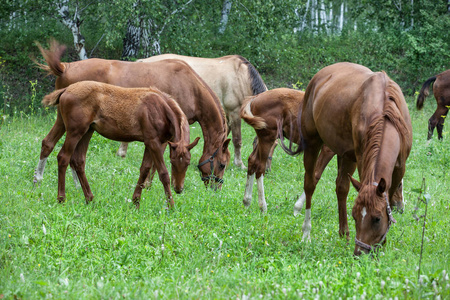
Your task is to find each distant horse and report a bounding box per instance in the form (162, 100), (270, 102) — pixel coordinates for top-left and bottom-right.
(416, 69), (450, 140)
(39, 81), (199, 207)
(139, 54), (268, 169)
(34, 40), (230, 188)
(295, 63), (412, 255)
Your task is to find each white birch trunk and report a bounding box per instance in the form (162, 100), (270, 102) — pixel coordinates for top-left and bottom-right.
(56, 0), (88, 60)
(219, 0), (233, 34)
(339, 2), (344, 32)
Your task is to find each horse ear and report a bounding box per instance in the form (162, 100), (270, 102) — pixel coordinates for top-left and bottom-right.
(376, 178), (387, 197)
(223, 138), (231, 151)
(188, 137), (200, 150)
(168, 141), (177, 150)
(348, 174), (361, 191)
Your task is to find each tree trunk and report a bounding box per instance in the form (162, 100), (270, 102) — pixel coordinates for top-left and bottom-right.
(219, 0), (233, 34)
(122, 19), (142, 60)
(56, 0), (88, 60)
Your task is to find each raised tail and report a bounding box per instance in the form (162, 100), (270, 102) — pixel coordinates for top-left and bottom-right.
(34, 39), (67, 77)
(240, 96), (267, 129)
(416, 75), (436, 110)
(42, 88), (67, 107)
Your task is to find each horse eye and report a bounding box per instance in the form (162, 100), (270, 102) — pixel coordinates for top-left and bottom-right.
(219, 163), (226, 170)
(372, 216), (381, 224)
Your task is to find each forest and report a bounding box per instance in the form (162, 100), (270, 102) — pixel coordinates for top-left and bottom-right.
(0, 0), (449, 115)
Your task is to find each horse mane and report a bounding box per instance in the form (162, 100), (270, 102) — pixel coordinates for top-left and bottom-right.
(360, 73), (412, 187)
(240, 96), (267, 129)
(416, 75), (436, 110)
(34, 39), (67, 77)
(237, 56), (267, 95)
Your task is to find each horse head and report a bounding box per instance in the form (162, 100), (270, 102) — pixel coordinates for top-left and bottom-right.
(350, 177), (396, 256)
(169, 137), (200, 193)
(197, 137), (231, 190)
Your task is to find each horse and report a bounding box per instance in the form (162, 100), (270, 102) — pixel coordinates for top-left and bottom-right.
(240, 88), (405, 214)
(139, 53), (268, 169)
(34, 40), (230, 188)
(416, 69), (450, 140)
(39, 81), (200, 208)
(294, 62), (412, 255)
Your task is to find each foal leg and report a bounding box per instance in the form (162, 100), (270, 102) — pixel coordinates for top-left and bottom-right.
(56, 131), (86, 203)
(265, 140), (278, 171)
(69, 129), (95, 204)
(335, 157), (356, 240)
(132, 148), (153, 209)
(116, 142), (129, 158)
(243, 146), (258, 208)
(144, 142), (167, 189)
(34, 112), (66, 185)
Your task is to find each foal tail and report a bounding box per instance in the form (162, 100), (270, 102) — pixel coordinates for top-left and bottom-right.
(416, 75), (436, 110)
(240, 96), (267, 129)
(34, 39), (67, 77)
(42, 88), (67, 107)
(276, 115), (304, 156)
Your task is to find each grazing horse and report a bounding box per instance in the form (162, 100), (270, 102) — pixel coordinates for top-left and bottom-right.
(296, 62), (412, 255)
(40, 81), (199, 207)
(34, 40), (230, 188)
(139, 54), (268, 169)
(416, 69), (450, 140)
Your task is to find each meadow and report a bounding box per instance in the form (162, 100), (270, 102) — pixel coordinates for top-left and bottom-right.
(1, 96), (449, 299)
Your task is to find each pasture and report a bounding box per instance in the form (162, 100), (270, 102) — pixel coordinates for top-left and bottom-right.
(1, 96), (449, 298)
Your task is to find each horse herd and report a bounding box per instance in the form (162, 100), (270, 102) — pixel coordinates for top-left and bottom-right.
(32, 39), (449, 256)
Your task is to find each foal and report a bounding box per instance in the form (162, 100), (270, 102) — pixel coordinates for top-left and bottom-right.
(241, 88), (336, 212)
(40, 81), (199, 208)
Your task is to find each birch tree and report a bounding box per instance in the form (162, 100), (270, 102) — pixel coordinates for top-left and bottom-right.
(55, 0), (88, 60)
(219, 0), (233, 34)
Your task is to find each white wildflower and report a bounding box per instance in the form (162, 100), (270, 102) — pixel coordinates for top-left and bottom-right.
(42, 224), (47, 235)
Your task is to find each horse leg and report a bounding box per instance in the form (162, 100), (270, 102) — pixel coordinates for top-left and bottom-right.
(294, 144), (334, 216)
(428, 105), (447, 140)
(116, 142), (129, 158)
(149, 143), (174, 208)
(335, 156), (357, 240)
(69, 129), (95, 204)
(314, 145), (335, 183)
(265, 140), (278, 171)
(229, 109), (246, 169)
(34, 112), (66, 185)
(300, 140), (322, 242)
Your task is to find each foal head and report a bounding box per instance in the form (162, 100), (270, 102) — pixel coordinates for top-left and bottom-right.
(351, 178), (396, 256)
(197, 136), (231, 190)
(169, 137), (200, 193)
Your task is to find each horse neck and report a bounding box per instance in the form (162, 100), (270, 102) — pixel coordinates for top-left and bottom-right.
(196, 89), (228, 151)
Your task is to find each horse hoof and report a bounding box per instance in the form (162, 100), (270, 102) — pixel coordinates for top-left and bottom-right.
(243, 198), (252, 208)
(57, 196), (65, 203)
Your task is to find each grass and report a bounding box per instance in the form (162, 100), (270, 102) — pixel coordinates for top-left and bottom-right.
(0, 97), (449, 299)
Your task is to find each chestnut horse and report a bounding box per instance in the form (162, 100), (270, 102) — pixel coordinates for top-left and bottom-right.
(416, 69), (450, 140)
(139, 54), (268, 169)
(296, 63), (412, 255)
(34, 40), (230, 188)
(39, 81), (199, 207)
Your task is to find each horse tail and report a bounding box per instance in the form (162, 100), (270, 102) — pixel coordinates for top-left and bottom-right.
(240, 96), (267, 129)
(416, 75), (436, 110)
(237, 56), (268, 95)
(42, 88), (67, 106)
(276, 109), (304, 156)
(34, 39), (67, 77)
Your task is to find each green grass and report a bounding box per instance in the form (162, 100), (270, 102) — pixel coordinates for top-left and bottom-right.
(1, 97), (449, 299)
